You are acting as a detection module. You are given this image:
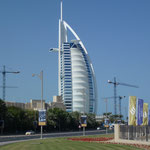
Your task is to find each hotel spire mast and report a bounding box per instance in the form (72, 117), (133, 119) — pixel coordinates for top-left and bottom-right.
(60, 0), (63, 21)
(58, 0), (62, 95)
(58, 0), (67, 95)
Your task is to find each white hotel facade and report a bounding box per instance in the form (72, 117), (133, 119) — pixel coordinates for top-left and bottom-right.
(51, 1), (98, 114)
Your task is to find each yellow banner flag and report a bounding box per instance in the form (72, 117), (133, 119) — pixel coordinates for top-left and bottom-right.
(143, 103), (148, 125)
(129, 96), (136, 126)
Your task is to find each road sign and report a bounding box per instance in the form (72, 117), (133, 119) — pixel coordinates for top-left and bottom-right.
(81, 115), (87, 127)
(38, 109), (46, 126)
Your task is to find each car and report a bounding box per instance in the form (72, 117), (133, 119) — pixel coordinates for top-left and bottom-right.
(25, 130), (35, 135)
(97, 127), (100, 130)
(97, 126), (106, 130)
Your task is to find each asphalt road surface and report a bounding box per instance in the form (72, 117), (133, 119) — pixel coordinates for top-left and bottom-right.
(0, 129), (114, 146)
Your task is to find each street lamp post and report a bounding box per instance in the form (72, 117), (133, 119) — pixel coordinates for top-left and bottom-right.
(104, 99), (108, 119)
(32, 70), (43, 139)
(82, 89), (86, 136)
(104, 99), (108, 134)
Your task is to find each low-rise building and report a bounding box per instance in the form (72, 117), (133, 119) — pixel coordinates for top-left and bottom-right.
(25, 102), (31, 109)
(30, 99), (45, 110)
(5, 101), (25, 109)
(49, 96), (66, 111)
(5, 96), (66, 111)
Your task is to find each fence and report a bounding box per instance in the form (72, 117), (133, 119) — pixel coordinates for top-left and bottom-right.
(119, 125), (150, 141)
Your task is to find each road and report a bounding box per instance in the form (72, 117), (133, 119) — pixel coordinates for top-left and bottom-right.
(0, 130), (114, 146)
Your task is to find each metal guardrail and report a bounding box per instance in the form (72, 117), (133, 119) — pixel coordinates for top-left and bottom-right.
(120, 125), (150, 141)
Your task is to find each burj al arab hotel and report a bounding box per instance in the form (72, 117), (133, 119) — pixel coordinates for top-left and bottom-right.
(51, 1), (98, 114)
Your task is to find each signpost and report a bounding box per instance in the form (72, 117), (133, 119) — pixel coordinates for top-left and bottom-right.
(38, 109), (46, 139)
(32, 70), (45, 139)
(104, 118), (109, 134)
(81, 115), (87, 136)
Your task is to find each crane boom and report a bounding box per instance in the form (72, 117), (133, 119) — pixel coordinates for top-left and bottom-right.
(118, 82), (139, 88)
(2, 71), (20, 74)
(102, 96), (125, 99)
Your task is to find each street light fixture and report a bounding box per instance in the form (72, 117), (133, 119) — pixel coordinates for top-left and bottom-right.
(32, 70), (43, 139)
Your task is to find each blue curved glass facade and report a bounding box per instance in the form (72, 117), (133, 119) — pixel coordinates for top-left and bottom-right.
(60, 42), (96, 113)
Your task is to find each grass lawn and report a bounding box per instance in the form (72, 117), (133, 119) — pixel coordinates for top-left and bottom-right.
(0, 134), (143, 150)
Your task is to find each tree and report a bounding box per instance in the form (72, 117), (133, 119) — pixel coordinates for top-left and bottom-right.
(5, 106), (24, 133)
(103, 112), (124, 123)
(87, 113), (98, 129)
(103, 112), (112, 118)
(0, 99), (7, 120)
(47, 108), (72, 131)
(4, 106), (37, 133)
(0, 99), (7, 134)
(23, 110), (38, 132)
(70, 111), (81, 130)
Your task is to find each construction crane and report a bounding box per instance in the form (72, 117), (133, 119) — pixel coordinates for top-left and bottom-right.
(102, 96), (125, 118)
(0, 65), (20, 100)
(118, 96), (126, 117)
(108, 77), (138, 116)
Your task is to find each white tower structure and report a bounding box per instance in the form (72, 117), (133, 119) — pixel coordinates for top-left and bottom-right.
(51, 0), (98, 114)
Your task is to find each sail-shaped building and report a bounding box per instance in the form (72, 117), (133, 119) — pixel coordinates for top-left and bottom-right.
(51, 1), (98, 114)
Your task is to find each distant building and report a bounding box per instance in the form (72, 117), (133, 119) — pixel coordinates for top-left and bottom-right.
(5, 100), (46, 111)
(49, 96), (66, 111)
(30, 99), (45, 111)
(5, 101), (25, 109)
(5, 97), (65, 111)
(25, 102), (31, 110)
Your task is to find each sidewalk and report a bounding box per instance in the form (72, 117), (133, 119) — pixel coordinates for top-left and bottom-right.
(114, 139), (150, 145)
(98, 139), (150, 150)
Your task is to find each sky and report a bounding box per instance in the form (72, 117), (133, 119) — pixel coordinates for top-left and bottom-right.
(0, 0), (150, 117)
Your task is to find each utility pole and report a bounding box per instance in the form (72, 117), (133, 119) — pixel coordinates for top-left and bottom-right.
(0, 65), (20, 100)
(104, 99), (108, 118)
(32, 70), (44, 139)
(108, 77), (138, 116)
